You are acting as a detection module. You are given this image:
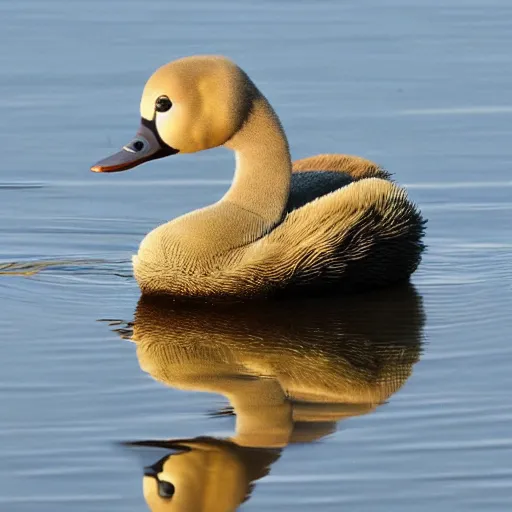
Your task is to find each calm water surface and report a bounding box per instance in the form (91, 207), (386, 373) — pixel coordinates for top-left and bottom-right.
(1, 0), (511, 510)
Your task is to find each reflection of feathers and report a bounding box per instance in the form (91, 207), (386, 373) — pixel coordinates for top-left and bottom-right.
(131, 284), (424, 406)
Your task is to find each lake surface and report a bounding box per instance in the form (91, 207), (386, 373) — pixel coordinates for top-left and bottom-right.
(1, 0), (511, 510)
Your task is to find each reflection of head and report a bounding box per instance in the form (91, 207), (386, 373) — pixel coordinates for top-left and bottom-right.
(127, 438), (279, 512)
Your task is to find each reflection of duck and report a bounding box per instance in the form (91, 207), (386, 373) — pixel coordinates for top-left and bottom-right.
(118, 285), (424, 511)
(92, 55), (425, 299)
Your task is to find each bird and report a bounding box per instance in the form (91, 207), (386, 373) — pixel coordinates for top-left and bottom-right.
(91, 55), (426, 300)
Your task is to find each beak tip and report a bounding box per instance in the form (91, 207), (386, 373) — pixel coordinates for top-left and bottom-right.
(90, 165), (102, 173)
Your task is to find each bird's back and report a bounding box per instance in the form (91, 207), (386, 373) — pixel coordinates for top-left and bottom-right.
(286, 171), (354, 212)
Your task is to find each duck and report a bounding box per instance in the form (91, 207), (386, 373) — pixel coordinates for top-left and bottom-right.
(113, 284), (424, 510)
(91, 55), (426, 299)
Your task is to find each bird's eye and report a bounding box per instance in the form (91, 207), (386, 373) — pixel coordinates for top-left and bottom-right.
(155, 96), (172, 113)
(157, 480), (175, 499)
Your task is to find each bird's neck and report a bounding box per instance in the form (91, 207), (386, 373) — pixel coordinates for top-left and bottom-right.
(224, 377), (293, 449)
(222, 95), (291, 229)
(156, 96), (291, 261)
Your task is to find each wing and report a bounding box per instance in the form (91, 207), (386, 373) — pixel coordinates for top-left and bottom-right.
(286, 171), (354, 212)
(286, 153), (393, 211)
(292, 154), (391, 181)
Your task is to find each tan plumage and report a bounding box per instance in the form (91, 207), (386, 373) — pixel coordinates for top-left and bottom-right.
(92, 55), (426, 299)
(117, 285), (424, 511)
(135, 177), (424, 298)
(292, 153), (391, 180)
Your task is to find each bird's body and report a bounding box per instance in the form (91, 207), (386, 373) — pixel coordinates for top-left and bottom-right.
(92, 55), (425, 299)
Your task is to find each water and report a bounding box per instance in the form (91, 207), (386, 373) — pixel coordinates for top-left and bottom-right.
(1, 0), (511, 510)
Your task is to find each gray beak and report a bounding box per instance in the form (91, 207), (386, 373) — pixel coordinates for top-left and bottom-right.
(91, 120), (178, 173)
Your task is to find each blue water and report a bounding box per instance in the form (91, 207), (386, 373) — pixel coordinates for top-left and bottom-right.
(1, 0), (511, 510)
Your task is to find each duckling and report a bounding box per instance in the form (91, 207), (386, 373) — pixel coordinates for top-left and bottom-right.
(92, 55), (425, 299)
